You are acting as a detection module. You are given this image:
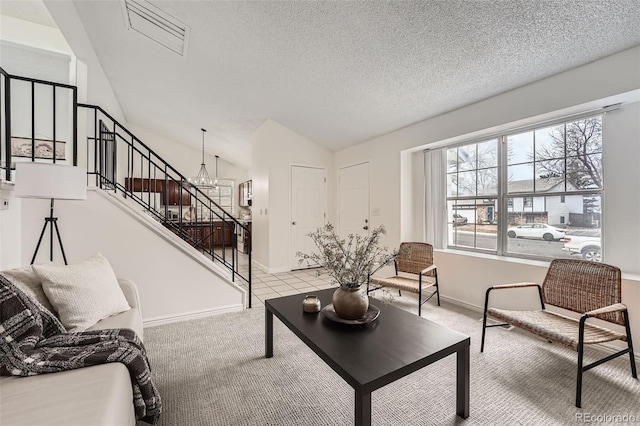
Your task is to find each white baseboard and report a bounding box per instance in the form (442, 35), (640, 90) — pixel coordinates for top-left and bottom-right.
(143, 304), (244, 328)
(440, 294), (484, 314)
(440, 294), (640, 364)
(253, 261), (290, 274)
(253, 261), (270, 273)
(268, 266), (291, 274)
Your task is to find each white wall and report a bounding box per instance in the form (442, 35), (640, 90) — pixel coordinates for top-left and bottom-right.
(19, 189), (243, 322)
(335, 46), (640, 354)
(43, 0), (125, 122)
(0, 13), (76, 270)
(0, 184), (21, 269)
(251, 119), (334, 273)
(0, 14), (71, 56)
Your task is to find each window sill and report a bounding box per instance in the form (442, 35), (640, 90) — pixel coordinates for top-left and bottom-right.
(436, 248), (550, 268)
(435, 248), (640, 282)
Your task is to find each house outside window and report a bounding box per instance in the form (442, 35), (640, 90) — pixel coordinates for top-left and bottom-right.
(445, 115), (603, 261)
(447, 139), (498, 251)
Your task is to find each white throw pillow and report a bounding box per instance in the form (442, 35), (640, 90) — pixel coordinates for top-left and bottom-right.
(1, 265), (56, 314)
(33, 253), (131, 332)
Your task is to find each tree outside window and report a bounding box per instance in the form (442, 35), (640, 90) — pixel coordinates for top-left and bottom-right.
(443, 115), (603, 261)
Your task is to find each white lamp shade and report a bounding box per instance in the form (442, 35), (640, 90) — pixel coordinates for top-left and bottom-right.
(15, 162), (87, 200)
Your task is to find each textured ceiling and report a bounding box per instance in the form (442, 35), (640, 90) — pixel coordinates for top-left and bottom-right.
(66, 1), (640, 168)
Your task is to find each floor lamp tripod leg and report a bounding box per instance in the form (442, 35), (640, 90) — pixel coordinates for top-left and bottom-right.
(30, 199), (69, 266)
(31, 220), (50, 265)
(52, 219), (68, 265)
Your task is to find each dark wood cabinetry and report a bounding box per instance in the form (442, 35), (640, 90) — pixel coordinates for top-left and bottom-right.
(124, 177), (191, 206)
(124, 177), (163, 192)
(202, 221), (234, 247)
(168, 221), (235, 251)
(163, 181), (192, 206)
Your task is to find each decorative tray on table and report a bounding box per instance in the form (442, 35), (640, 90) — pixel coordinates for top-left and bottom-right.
(321, 304), (380, 325)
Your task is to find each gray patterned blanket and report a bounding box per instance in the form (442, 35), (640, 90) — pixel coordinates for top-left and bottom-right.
(0, 274), (162, 424)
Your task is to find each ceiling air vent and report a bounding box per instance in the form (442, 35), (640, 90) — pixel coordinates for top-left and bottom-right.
(121, 0), (190, 57)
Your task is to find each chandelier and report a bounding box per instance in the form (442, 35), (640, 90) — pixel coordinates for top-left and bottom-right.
(190, 128), (216, 188)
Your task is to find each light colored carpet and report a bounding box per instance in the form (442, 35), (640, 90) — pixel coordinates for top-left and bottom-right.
(140, 293), (639, 425)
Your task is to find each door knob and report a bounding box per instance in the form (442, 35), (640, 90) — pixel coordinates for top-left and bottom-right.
(292, 221), (297, 225)
(363, 226), (369, 230)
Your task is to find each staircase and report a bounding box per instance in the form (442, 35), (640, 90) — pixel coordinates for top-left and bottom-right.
(0, 68), (253, 307)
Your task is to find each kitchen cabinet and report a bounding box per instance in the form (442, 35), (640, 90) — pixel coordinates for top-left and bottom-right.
(200, 221), (235, 247)
(162, 180), (192, 206)
(239, 180), (252, 207)
(124, 177), (163, 193)
(124, 177), (191, 206)
(166, 220), (235, 251)
(212, 221), (235, 247)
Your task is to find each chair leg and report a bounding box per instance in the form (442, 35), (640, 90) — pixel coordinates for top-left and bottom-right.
(623, 310), (638, 379)
(576, 317), (587, 408)
(480, 287), (492, 353)
(435, 270), (440, 306)
(418, 275), (422, 316)
(576, 342), (584, 408)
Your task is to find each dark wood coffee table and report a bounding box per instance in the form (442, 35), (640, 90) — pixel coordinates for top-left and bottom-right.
(265, 288), (470, 425)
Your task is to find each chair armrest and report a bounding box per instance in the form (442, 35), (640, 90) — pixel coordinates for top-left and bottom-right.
(421, 264), (437, 274)
(491, 282), (539, 290)
(484, 282), (544, 312)
(583, 303), (627, 318)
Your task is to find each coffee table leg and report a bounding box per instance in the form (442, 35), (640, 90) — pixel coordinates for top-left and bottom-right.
(456, 342), (470, 418)
(265, 306), (273, 358)
(355, 388), (371, 426)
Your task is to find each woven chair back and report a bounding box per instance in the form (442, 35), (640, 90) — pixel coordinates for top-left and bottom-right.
(397, 242), (434, 275)
(542, 259), (623, 325)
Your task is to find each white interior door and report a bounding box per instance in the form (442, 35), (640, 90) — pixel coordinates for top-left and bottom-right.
(339, 162), (370, 239)
(291, 165), (326, 269)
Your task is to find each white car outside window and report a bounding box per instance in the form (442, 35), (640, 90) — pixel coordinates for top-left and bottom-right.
(507, 224), (565, 241)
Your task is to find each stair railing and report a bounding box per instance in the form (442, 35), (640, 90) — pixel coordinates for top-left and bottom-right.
(0, 67), (78, 180)
(0, 67), (251, 307)
(80, 103), (252, 307)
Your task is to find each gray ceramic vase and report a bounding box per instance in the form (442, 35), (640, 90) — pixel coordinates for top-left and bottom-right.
(332, 286), (369, 320)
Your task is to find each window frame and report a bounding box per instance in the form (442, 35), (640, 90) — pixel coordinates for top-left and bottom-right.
(445, 112), (604, 261)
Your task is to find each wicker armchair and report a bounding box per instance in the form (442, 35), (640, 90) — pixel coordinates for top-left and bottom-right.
(367, 242), (440, 316)
(481, 259), (637, 407)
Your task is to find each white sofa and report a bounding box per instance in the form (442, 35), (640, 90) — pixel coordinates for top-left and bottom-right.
(0, 279), (143, 426)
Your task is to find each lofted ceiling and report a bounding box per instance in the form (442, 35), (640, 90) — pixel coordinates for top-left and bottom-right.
(16, 2), (640, 169)
(0, 0), (57, 28)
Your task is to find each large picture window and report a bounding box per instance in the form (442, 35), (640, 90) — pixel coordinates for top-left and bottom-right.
(445, 115), (603, 261)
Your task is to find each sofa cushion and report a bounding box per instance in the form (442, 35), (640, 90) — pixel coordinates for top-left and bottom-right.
(0, 265), (56, 314)
(33, 253), (130, 332)
(0, 363), (135, 426)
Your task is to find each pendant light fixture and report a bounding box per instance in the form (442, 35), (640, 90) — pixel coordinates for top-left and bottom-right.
(190, 128), (213, 187)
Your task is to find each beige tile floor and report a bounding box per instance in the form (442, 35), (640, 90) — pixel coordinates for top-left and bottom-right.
(228, 250), (418, 310)
(222, 249), (334, 307)
(238, 265), (335, 308)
